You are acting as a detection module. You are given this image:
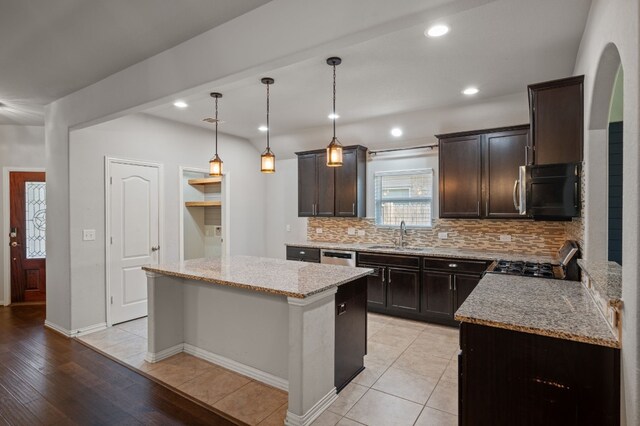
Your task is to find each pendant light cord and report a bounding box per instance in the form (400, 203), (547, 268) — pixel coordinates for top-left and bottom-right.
(266, 82), (270, 150)
(215, 96), (219, 155)
(332, 63), (336, 139)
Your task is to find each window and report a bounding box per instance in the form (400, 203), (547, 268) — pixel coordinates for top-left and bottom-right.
(374, 169), (433, 227)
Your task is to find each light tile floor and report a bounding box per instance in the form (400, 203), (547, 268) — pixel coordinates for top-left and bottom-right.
(78, 313), (459, 426)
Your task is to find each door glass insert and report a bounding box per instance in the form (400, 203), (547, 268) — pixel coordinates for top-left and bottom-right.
(25, 182), (46, 259)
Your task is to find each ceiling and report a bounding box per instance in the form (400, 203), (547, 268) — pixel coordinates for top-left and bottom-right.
(0, 0), (272, 125)
(144, 0), (592, 144)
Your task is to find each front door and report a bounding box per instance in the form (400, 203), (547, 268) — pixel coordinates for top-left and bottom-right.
(10, 172), (47, 303)
(109, 161), (160, 325)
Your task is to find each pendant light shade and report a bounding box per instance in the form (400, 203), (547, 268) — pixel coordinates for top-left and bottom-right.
(326, 57), (343, 167)
(208, 92), (224, 176)
(260, 77), (276, 173)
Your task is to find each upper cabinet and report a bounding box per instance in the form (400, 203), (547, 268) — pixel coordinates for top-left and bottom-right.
(528, 75), (584, 165)
(437, 125), (529, 219)
(438, 134), (482, 218)
(297, 145), (367, 217)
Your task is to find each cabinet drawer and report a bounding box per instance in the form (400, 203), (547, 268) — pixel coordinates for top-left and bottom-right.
(286, 246), (320, 263)
(357, 252), (420, 269)
(423, 257), (490, 275)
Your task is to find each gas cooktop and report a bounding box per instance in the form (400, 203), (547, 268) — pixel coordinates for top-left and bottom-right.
(489, 260), (561, 279)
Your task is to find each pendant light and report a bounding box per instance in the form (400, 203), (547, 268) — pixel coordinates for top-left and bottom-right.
(326, 57), (343, 167)
(260, 77), (276, 173)
(208, 92), (224, 176)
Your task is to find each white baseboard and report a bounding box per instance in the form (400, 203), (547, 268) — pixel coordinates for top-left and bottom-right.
(0, 300), (5, 306)
(285, 388), (338, 426)
(72, 322), (107, 337)
(44, 320), (73, 337)
(183, 343), (289, 392)
(146, 344), (184, 363)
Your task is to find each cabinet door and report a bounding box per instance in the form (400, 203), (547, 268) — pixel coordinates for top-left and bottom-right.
(297, 153), (317, 216)
(483, 128), (529, 218)
(335, 149), (358, 217)
(422, 270), (453, 317)
(361, 265), (385, 308)
(316, 153), (335, 216)
(387, 268), (420, 313)
(529, 76), (583, 165)
(454, 274), (481, 312)
(439, 135), (482, 218)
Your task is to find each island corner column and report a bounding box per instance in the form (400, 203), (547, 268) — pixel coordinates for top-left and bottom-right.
(145, 271), (184, 362)
(285, 287), (338, 426)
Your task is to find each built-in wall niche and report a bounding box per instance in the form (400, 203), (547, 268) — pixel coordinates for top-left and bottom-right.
(182, 170), (222, 260)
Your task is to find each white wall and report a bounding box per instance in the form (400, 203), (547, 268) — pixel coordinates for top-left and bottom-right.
(0, 125), (45, 304)
(573, 0), (640, 424)
(69, 114), (266, 330)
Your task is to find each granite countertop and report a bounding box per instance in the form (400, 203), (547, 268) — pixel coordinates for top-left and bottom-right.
(142, 255), (373, 299)
(577, 259), (622, 307)
(455, 274), (620, 348)
(285, 241), (556, 263)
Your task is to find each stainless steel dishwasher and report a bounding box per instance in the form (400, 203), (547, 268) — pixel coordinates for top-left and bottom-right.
(320, 249), (356, 267)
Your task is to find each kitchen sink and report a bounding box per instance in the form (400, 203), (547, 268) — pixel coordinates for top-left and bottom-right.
(367, 245), (430, 252)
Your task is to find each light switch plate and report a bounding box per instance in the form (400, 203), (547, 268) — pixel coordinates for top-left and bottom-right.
(438, 232), (448, 239)
(285, 224), (291, 232)
(316, 228), (323, 234)
(357, 230), (366, 237)
(347, 227), (356, 235)
(83, 229), (96, 241)
(499, 234), (512, 242)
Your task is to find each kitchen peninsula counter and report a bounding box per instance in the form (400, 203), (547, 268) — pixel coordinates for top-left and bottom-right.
(143, 256), (371, 426)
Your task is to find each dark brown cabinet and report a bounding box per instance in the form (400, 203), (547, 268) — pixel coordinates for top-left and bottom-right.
(483, 127), (529, 218)
(387, 267), (420, 314)
(528, 75), (584, 165)
(296, 145), (366, 217)
(285, 246), (320, 263)
(335, 276), (367, 392)
(437, 124), (529, 219)
(459, 322), (619, 425)
(438, 134), (482, 218)
(361, 265), (386, 308)
(422, 257), (490, 326)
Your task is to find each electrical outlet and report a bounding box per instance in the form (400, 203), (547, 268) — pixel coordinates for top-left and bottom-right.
(316, 228), (323, 234)
(499, 234), (512, 242)
(83, 229), (96, 241)
(285, 224), (291, 232)
(347, 227), (356, 235)
(357, 230), (366, 237)
(438, 232), (448, 239)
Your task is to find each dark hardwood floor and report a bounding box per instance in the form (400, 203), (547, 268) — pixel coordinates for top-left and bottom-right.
(0, 305), (237, 425)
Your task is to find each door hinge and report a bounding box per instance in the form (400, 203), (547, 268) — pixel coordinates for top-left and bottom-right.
(110, 237), (113, 244)
(110, 177), (113, 184)
(110, 296), (113, 304)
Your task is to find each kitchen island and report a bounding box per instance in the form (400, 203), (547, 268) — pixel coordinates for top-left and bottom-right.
(142, 256), (372, 426)
(455, 273), (620, 425)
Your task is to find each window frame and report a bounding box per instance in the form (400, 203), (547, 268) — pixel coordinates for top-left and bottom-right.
(374, 168), (434, 228)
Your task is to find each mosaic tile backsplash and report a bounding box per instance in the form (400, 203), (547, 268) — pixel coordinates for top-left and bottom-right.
(307, 217), (570, 257)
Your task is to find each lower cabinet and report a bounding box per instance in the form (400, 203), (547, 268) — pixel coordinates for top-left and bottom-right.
(335, 276), (367, 392)
(459, 322), (620, 425)
(357, 252), (490, 325)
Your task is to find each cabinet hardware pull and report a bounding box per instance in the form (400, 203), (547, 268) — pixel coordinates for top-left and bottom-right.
(524, 145), (528, 165)
(448, 263), (458, 268)
(449, 280), (453, 291)
(512, 180), (520, 211)
(151, 245), (160, 252)
(352, 203), (355, 215)
(300, 251), (305, 255)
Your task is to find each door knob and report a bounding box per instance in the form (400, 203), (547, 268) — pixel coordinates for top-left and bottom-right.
(151, 245), (160, 252)
(10, 242), (18, 247)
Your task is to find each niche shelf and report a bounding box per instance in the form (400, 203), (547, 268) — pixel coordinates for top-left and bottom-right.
(188, 177), (222, 186)
(185, 200), (221, 207)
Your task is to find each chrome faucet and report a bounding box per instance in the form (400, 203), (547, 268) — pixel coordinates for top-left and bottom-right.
(398, 220), (408, 247)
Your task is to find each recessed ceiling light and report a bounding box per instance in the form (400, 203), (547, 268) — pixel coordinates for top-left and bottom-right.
(258, 125), (268, 132)
(173, 100), (188, 108)
(391, 128), (403, 137)
(328, 113), (340, 120)
(425, 24), (449, 38)
(462, 87), (479, 95)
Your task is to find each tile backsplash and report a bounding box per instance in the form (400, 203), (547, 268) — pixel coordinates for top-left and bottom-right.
(308, 217), (570, 257)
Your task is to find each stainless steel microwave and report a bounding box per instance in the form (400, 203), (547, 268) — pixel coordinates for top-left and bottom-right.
(514, 163), (581, 219)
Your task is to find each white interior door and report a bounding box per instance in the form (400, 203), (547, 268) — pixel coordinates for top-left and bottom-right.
(109, 161), (160, 325)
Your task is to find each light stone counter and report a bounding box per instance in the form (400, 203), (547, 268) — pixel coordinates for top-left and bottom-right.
(143, 255), (373, 298)
(286, 241), (556, 263)
(455, 273), (620, 348)
(577, 259), (622, 306)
